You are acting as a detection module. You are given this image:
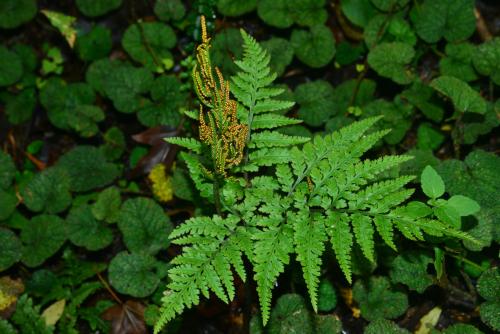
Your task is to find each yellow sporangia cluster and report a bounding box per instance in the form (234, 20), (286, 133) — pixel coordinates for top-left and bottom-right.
(148, 164), (174, 202)
(192, 16), (248, 176)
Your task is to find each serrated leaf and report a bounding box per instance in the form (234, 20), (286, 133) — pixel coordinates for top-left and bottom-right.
(367, 42), (414, 85)
(21, 215), (67, 267)
(295, 80), (335, 127)
(411, 0), (475, 43)
(67, 205), (113, 251)
(353, 276), (408, 321)
(108, 252), (161, 298)
(122, 22), (176, 72)
(249, 131), (310, 148)
(268, 294), (314, 334)
(0, 228), (22, 271)
(364, 319), (410, 334)
(166, 137), (202, 153)
(117, 198), (173, 255)
(251, 113), (302, 130)
(291, 25), (336, 68)
(431, 76), (486, 114)
(21, 167), (72, 214)
(473, 37), (500, 85)
(91, 187), (121, 223)
(0, 189), (18, 221)
(57, 146), (121, 192)
(0, 151), (15, 190)
(389, 251), (433, 293)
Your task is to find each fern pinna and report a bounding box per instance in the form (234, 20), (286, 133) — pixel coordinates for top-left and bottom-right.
(156, 19), (473, 333)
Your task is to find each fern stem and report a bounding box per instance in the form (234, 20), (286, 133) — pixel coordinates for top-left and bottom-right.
(213, 174), (222, 215)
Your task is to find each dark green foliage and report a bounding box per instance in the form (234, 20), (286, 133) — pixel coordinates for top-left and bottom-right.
(0, 46), (23, 86)
(155, 0), (186, 21)
(477, 267), (500, 331)
(11, 295), (54, 334)
(21, 215), (66, 267)
(21, 167), (72, 214)
(108, 251), (163, 297)
(290, 25), (336, 68)
(317, 279), (337, 312)
(364, 319), (410, 334)
(0, 0), (37, 29)
(122, 22), (176, 72)
(76, 0), (122, 17)
(353, 276), (408, 321)
(295, 80), (335, 127)
(389, 251), (433, 293)
(117, 198), (173, 255)
(67, 205), (113, 250)
(0, 228), (22, 271)
(57, 146), (121, 192)
(76, 25), (112, 62)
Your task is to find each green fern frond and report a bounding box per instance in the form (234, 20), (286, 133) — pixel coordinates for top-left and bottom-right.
(252, 224), (294, 325)
(154, 215), (250, 334)
(251, 113), (302, 130)
(292, 211), (327, 312)
(249, 131), (310, 148)
(351, 213), (375, 262)
(166, 137), (203, 153)
(326, 211), (354, 283)
(180, 152), (213, 199)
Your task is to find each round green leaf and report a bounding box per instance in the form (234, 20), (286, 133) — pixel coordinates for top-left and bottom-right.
(477, 267), (500, 301)
(67, 205), (113, 251)
(443, 323), (484, 334)
(367, 42), (415, 85)
(340, 0), (377, 28)
(4, 88), (36, 125)
(364, 319), (410, 334)
(269, 294), (313, 334)
(257, 0), (294, 28)
(473, 37), (500, 85)
(154, 0), (186, 21)
(39, 78), (105, 137)
(88, 60), (154, 113)
(430, 76), (486, 114)
(108, 251), (161, 297)
(261, 37), (294, 77)
(21, 167), (72, 214)
(137, 75), (185, 127)
(389, 251), (434, 293)
(0, 189), (17, 221)
(353, 276), (408, 321)
(315, 315), (342, 333)
(57, 146), (121, 192)
(291, 25), (336, 68)
(295, 80), (335, 126)
(0, 151), (16, 190)
(447, 195), (480, 217)
(76, 25), (112, 62)
(122, 22), (176, 72)
(317, 280), (337, 312)
(0, 46), (23, 86)
(440, 42), (478, 82)
(99, 127), (126, 162)
(76, 0), (122, 17)
(91, 186), (121, 223)
(370, 0), (409, 11)
(117, 198), (173, 255)
(411, 0), (475, 43)
(217, 0), (256, 17)
(0, 228), (22, 271)
(480, 301), (500, 331)
(421, 165), (445, 199)
(21, 215), (66, 267)
(0, 0), (37, 29)
(417, 123), (444, 151)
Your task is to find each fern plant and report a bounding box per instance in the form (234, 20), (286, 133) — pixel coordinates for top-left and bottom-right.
(156, 19), (474, 333)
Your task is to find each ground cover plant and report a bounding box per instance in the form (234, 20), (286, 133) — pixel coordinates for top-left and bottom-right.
(0, 1), (499, 333)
